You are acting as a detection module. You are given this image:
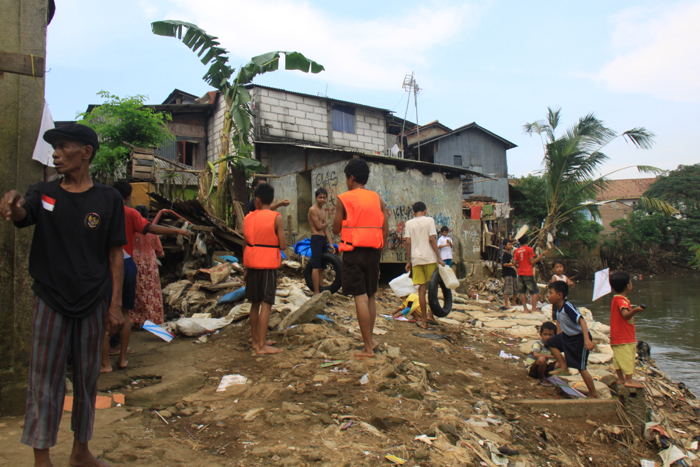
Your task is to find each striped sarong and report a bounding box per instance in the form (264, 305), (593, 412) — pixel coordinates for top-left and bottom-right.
(21, 294), (107, 449)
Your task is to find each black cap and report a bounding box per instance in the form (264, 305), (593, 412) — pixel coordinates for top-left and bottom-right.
(43, 123), (100, 154)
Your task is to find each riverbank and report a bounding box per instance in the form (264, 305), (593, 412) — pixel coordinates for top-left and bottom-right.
(568, 273), (700, 396)
(1, 283), (698, 466)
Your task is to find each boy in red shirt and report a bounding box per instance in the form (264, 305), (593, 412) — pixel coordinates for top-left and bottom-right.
(513, 234), (547, 312)
(609, 270), (646, 388)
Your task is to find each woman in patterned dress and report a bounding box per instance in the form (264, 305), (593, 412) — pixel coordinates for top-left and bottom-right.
(130, 205), (165, 325)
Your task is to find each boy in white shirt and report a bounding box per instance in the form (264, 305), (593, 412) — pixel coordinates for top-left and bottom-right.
(437, 226), (453, 267)
(404, 202), (445, 329)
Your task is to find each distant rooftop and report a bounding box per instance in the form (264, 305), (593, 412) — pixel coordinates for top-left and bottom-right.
(596, 178), (657, 201)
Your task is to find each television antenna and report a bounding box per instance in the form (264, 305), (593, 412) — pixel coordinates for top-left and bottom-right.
(400, 72), (421, 160)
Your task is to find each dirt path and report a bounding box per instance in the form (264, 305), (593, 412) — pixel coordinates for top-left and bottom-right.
(0, 292), (681, 466)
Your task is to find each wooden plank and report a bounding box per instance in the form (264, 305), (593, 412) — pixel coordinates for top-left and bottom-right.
(132, 153), (155, 161)
(134, 159), (155, 167)
(0, 52), (45, 77)
(132, 166), (154, 174)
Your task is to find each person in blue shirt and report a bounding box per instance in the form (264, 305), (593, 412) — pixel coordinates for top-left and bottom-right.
(545, 281), (599, 398)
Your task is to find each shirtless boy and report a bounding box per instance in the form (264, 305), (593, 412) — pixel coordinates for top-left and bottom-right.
(308, 188), (336, 295)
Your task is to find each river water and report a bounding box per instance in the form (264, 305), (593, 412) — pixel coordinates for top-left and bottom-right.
(566, 274), (700, 395)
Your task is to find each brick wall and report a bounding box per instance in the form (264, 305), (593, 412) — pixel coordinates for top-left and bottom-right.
(599, 201), (634, 233)
(206, 87), (391, 163)
(254, 87), (388, 154)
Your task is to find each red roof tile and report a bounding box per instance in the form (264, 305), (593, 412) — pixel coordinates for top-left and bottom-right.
(596, 178), (656, 201)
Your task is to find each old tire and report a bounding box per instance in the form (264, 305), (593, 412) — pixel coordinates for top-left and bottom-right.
(428, 269), (452, 317)
(304, 252), (342, 294)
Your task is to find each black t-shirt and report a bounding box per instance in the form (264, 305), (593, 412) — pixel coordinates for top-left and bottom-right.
(502, 251), (517, 277)
(14, 179), (127, 318)
(248, 199), (256, 213)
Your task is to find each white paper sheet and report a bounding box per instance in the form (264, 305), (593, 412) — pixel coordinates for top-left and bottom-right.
(592, 268), (612, 301)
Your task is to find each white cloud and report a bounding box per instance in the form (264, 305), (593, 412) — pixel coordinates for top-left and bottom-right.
(165, 0), (477, 90)
(597, 1), (700, 102)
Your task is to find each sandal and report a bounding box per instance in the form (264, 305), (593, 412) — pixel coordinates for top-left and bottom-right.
(539, 380), (554, 387)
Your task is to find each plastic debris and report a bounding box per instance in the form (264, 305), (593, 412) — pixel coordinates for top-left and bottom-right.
(414, 434), (435, 445)
(216, 374), (248, 392)
(360, 374), (369, 385)
(640, 461), (656, 467)
(143, 320), (175, 342)
(385, 454), (407, 464)
(499, 350), (519, 360)
(659, 445), (686, 467)
(412, 361), (429, 367)
(320, 360), (344, 368)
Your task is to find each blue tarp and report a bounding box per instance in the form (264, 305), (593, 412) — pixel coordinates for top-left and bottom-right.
(293, 238), (339, 258)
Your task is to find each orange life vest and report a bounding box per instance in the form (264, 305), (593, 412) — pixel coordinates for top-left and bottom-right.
(337, 188), (385, 252)
(243, 210), (281, 269)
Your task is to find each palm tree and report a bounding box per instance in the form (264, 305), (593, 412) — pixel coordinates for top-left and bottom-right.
(151, 20), (324, 221)
(523, 107), (675, 250)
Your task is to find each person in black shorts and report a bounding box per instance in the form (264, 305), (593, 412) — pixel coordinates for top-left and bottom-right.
(308, 187), (336, 295)
(333, 159), (389, 357)
(243, 183), (287, 355)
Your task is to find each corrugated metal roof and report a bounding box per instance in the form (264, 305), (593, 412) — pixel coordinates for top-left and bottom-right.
(247, 84), (394, 114)
(255, 140), (488, 178)
(412, 122), (517, 150)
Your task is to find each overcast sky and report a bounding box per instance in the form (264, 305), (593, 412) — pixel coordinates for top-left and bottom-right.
(45, 0), (700, 178)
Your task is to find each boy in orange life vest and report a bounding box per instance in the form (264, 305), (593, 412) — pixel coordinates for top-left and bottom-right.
(243, 183), (287, 355)
(332, 159), (389, 357)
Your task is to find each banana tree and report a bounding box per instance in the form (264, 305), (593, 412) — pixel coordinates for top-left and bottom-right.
(523, 107), (678, 251)
(151, 20), (324, 221)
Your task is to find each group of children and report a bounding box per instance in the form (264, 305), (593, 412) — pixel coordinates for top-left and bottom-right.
(242, 159), (646, 398)
(501, 235), (548, 312)
(525, 270), (646, 396)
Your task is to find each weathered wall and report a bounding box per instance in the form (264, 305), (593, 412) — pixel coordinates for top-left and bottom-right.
(307, 161), (466, 264)
(0, 0), (49, 416)
(206, 93), (226, 163)
(269, 174), (301, 243)
(434, 128), (510, 202)
(253, 86), (389, 155)
(598, 201), (632, 233)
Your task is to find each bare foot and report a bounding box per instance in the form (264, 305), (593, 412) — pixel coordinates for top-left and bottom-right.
(617, 379), (626, 386)
(625, 381), (645, 389)
(99, 365), (113, 374)
(69, 451), (111, 467)
(355, 349), (375, 357)
(249, 339), (277, 346)
(522, 309), (532, 313)
(256, 345), (283, 355)
(371, 339), (380, 350)
(117, 359), (127, 370)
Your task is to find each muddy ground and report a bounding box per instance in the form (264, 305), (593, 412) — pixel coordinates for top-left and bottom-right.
(0, 288), (693, 467)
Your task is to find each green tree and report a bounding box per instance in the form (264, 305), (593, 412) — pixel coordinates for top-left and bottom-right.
(151, 20), (324, 221)
(603, 211), (667, 253)
(510, 175), (548, 228)
(522, 107), (673, 250)
(511, 175), (603, 253)
(79, 91), (173, 183)
(642, 163), (700, 267)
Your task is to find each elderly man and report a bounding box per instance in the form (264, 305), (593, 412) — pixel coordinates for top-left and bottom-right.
(1, 124), (125, 467)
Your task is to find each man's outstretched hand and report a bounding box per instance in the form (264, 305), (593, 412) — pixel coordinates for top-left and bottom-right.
(1, 190), (26, 221)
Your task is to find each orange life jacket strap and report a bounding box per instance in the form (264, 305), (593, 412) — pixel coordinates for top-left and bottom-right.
(246, 243), (279, 248)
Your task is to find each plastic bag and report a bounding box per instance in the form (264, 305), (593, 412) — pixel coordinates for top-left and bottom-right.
(438, 265), (459, 289)
(389, 272), (418, 297)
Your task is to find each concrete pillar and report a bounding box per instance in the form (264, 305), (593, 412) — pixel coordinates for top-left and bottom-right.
(0, 0), (48, 416)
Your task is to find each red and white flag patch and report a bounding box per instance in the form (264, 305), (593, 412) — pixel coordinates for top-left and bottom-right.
(41, 194), (55, 212)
